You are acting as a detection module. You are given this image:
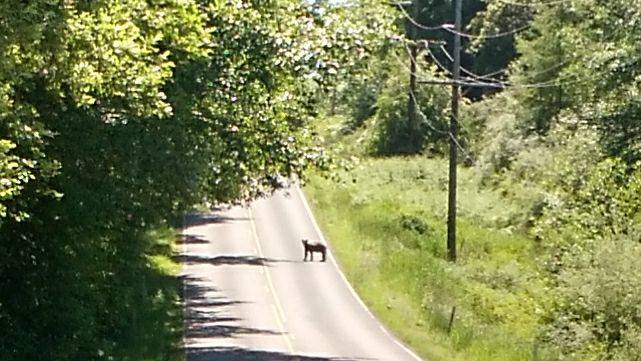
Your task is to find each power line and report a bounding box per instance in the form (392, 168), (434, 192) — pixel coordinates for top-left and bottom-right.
(449, 132), (475, 163)
(400, 42), (508, 87)
(390, 24), (596, 163)
(392, 49), (475, 160)
(438, 44), (571, 81)
(414, 43), (583, 89)
(392, 0), (586, 87)
(425, 45), (509, 86)
(394, 2), (532, 40)
(406, 66), (476, 163)
(394, 29), (580, 90)
(493, 0), (571, 7)
(392, 45), (576, 164)
(398, 40), (507, 88)
(441, 23), (531, 40)
(392, 46), (506, 88)
(408, 89), (449, 135)
(437, 44), (509, 83)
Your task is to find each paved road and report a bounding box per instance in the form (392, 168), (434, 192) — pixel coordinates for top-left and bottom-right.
(181, 187), (422, 361)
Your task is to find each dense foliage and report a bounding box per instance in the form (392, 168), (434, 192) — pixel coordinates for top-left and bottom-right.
(0, 1), (392, 359)
(325, 0), (641, 359)
(469, 0), (641, 358)
(372, 61), (449, 155)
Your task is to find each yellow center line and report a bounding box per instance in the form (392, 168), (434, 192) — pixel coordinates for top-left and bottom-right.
(247, 207), (295, 354)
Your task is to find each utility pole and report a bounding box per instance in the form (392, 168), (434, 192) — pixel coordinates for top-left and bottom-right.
(407, 0), (418, 135)
(447, 0), (462, 262)
(397, 0), (461, 261)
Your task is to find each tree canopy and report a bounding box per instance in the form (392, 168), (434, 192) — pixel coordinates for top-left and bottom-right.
(0, 1), (393, 359)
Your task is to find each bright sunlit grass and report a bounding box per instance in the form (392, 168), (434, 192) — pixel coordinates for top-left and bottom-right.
(305, 154), (555, 361)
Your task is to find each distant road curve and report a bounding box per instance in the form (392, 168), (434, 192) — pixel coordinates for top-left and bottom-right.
(181, 186), (423, 361)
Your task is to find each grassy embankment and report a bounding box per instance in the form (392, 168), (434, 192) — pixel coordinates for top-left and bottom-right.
(304, 116), (554, 361)
(118, 226), (184, 361)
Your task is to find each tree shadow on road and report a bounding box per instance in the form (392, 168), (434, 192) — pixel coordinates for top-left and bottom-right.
(175, 254), (289, 266)
(181, 275), (216, 300)
(176, 234), (209, 245)
(187, 324), (284, 338)
(183, 213), (250, 227)
(186, 346), (375, 361)
(182, 276), (283, 340)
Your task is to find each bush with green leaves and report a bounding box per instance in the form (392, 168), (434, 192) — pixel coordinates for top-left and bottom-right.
(341, 51), (395, 130)
(544, 239), (641, 360)
(471, 93), (530, 180)
(532, 155), (641, 359)
(371, 63), (449, 155)
(348, 81), (381, 127)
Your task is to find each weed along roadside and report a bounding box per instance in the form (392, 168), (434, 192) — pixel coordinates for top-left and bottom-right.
(304, 157), (552, 361)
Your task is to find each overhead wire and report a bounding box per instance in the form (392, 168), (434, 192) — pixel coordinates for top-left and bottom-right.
(438, 44), (570, 81)
(392, 0), (573, 89)
(392, 42), (573, 161)
(411, 85), (476, 162)
(392, 45), (505, 89)
(437, 44), (509, 82)
(392, 49), (476, 161)
(394, 2), (532, 40)
(387, 0), (609, 161)
(408, 89), (450, 135)
(401, 42), (510, 88)
(441, 24), (531, 40)
(424, 44), (509, 87)
(492, 0), (572, 7)
(417, 42), (584, 89)
(392, 0), (582, 85)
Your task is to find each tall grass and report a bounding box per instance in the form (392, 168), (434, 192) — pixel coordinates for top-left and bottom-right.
(305, 156), (555, 360)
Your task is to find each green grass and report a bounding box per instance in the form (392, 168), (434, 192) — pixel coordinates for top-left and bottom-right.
(305, 155), (554, 361)
(117, 226), (184, 361)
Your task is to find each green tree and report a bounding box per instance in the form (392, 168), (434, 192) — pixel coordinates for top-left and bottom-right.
(0, 1), (388, 359)
(512, 0), (641, 163)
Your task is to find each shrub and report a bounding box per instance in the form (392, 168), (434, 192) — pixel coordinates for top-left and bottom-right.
(371, 65), (449, 156)
(544, 239), (641, 360)
(348, 82), (380, 128)
(533, 153), (641, 359)
(399, 213), (432, 235)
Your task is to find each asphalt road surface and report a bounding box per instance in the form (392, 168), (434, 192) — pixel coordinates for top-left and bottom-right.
(181, 187), (422, 361)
